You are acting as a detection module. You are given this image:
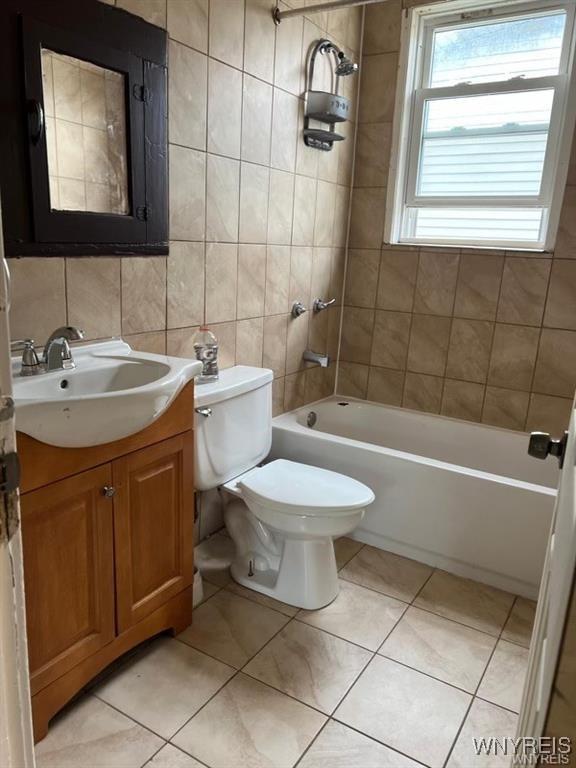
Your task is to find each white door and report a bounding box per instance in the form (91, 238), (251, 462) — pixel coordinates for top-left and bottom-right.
(516, 405), (576, 742)
(0, 202), (35, 767)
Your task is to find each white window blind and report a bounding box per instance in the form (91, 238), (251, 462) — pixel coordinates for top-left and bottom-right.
(386, 0), (576, 250)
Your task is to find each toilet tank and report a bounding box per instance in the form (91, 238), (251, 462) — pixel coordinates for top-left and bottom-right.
(194, 366), (273, 490)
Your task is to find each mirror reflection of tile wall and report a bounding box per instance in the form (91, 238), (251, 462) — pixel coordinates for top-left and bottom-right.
(41, 49), (129, 214)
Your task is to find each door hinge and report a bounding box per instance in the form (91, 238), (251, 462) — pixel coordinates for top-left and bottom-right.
(0, 452), (20, 495)
(136, 206), (148, 221)
(132, 84), (151, 103)
(0, 451), (20, 543)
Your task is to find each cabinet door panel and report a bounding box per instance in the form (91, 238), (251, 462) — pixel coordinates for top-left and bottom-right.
(21, 465), (115, 694)
(113, 432), (194, 631)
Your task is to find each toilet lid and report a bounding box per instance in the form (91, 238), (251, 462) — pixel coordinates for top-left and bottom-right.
(237, 459), (375, 516)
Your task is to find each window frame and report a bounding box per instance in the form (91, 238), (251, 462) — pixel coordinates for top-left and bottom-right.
(385, 0), (576, 251)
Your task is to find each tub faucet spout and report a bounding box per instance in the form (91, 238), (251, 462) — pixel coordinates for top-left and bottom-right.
(303, 350), (331, 368)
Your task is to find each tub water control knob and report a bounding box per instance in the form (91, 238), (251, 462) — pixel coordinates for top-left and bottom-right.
(102, 486), (116, 497)
(528, 431), (568, 468)
(291, 301), (307, 318)
(313, 297), (336, 313)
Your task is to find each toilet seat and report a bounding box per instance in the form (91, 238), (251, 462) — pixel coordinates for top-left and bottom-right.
(225, 459), (374, 518)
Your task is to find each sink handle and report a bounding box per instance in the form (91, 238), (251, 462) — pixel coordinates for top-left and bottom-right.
(11, 338), (35, 350)
(11, 339), (41, 376)
(195, 407), (212, 418)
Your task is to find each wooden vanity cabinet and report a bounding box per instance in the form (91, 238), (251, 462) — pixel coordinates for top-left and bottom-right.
(21, 465), (116, 695)
(18, 382), (195, 742)
(113, 432), (194, 632)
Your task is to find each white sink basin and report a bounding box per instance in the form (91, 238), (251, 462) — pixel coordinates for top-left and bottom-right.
(13, 339), (202, 448)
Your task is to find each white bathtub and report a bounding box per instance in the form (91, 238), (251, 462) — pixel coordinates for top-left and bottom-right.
(271, 396), (558, 599)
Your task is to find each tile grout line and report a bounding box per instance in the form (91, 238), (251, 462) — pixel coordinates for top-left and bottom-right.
(166, 671), (245, 760)
(479, 253), (506, 422)
(183, 572), (527, 713)
(331, 557), (527, 766)
(438, 250), (463, 414)
(290, 604), (411, 654)
(292, 717), (332, 768)
(203, 544), (531, 647)
(440, 593), (520, 768)
(475, 595), (519, 695)
(233, 606), (340, 703)
(395, 598), (516, 643)
(175, 566), (388, 735)
(93, 547), (526, 767)
(166, 620), (354, 766)
(137, 740), (167, 768)
(341, 554), (533, 644)
(525, 261), (554, 430)
(473, 694), (523, 717)
(373, 651), (486, 700)
(77, 580), (522, 768)
(280, 567), (443, 764)
(401, 248), (422, 406)
(201, 0), (210, 321)
(167, 598), (313, 747)
(328, 716), (434, 768)
(320, 562), (438, 766)
(90, 690), (172, 747)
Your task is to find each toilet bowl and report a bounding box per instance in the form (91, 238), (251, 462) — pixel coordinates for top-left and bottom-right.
(222, 459), (373, 609)
(194, 366), (375, 609)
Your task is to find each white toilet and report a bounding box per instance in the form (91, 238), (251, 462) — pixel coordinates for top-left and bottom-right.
(194, 366), (374, 609)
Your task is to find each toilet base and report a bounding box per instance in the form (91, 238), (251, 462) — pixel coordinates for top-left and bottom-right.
(230, 536), (339, 610)
(224, 496), (340, 610)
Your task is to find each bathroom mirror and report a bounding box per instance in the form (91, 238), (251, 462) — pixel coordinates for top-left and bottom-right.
(41, 50), (129, 216)
(0, 0), (168, 256)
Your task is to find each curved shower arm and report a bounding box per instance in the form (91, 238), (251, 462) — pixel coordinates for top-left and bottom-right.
(306, 38), (338, 94)
(327, 47), (344, 91)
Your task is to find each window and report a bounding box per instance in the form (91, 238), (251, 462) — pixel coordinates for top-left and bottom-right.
(386, 0), (576, 250)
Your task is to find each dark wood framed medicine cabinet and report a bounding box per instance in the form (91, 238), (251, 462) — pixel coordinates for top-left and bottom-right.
(0, 0), (168, 257)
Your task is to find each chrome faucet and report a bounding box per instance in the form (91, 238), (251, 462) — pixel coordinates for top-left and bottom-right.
(43, 326), (84, 371)
(303, 350), (331, 368)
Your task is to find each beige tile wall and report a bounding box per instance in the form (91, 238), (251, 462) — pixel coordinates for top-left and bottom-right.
(339, 0), (576, 434)
(9, 0), (362, 416)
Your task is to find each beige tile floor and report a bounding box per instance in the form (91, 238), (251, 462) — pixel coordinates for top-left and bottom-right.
(35, 536), (535, 768)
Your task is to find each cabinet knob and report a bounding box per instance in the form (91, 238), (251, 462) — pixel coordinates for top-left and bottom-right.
(102, 485), (116, 498)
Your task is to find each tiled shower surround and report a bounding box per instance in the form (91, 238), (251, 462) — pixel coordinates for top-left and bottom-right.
(8, 0), (361, 416)
(7, 0), (576, 434)
(339, 0), (576, 434)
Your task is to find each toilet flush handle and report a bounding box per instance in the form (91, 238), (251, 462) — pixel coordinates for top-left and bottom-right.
(195, 407), (212, 417)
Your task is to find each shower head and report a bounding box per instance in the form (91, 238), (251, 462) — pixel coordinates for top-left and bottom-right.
(312, 39), (359, 81)
(335, 52), (359, 77)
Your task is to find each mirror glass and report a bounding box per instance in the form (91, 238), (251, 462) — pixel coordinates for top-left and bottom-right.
(41, 49), (129, 215)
